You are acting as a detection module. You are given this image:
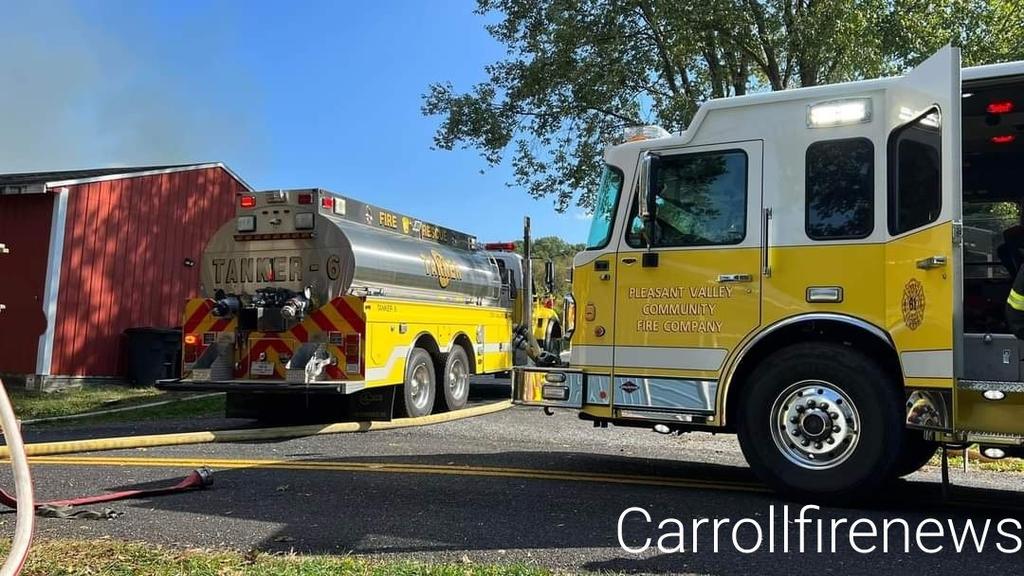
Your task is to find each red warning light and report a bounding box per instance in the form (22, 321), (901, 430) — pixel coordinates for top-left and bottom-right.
(992, 134), (1016, 144)
(987, 100), (1014, 115)
(321, 196), (335, 210)
(484, 242), (517, 252)
(239, 195), (256, 208)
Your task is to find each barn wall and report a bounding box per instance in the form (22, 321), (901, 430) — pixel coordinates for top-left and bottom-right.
(50, 167), (245, 377)
(0, 194), (54, 374)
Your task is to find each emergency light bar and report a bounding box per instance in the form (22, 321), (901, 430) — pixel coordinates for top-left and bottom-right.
(624, 125), (671, 142)
(807, 98), (872, 128)
(484, 242), (517, 252)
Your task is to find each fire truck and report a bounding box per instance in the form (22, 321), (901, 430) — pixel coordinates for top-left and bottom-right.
(158, 189), (560, 420)
(514, 46), (1024, 499)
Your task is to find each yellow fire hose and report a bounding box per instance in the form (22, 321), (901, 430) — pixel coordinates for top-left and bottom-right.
(0, 400), (512, 459)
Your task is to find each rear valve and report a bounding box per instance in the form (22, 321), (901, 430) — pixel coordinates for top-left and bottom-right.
(211, 290), (241, 318)
(281, 294), (310, 321)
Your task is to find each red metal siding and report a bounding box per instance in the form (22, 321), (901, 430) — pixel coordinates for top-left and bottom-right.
(50, 167), (245, 377)
(0, 194), (53, 373)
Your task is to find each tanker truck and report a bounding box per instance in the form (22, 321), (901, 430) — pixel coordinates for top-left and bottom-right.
(158, 188), (561, 420)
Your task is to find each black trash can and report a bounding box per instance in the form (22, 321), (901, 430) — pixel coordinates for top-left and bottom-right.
(123, 327), (182, 386)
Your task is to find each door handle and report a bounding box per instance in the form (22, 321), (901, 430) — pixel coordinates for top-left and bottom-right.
(916, 255), (947, 270)
(717, 273), (753, 283)
(621, 257), (637, 265)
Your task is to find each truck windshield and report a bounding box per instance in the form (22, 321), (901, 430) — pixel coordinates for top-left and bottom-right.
(585, 165), (624, 249)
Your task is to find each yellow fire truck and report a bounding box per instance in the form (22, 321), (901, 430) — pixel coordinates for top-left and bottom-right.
(515, 46), (1024, 499)
(158, 189), (560, 420)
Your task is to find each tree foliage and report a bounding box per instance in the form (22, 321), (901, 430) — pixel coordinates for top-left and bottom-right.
(514, 236), (585, 300)
(423, 0), (1024, 211)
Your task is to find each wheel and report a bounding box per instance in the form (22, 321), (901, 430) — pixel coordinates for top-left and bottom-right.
(891, 430), (938, 478)
(736, 343), (904, 501)
(396, 347), (436, 418)
(437, 346), (470, 412)
(543, 320), (563, 356)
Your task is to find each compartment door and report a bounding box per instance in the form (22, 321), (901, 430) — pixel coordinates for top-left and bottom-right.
(882, 46), (962, 392)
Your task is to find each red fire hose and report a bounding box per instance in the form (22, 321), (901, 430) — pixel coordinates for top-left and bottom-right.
(0, 468), (212, 519)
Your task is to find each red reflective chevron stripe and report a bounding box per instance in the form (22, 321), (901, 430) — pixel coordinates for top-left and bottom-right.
(309, 309), (336, 333)
(183, 301), (213, 334)
(332, 298), (365, 334)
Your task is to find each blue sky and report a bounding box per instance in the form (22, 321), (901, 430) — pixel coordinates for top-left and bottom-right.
(0, 1), (593, 242)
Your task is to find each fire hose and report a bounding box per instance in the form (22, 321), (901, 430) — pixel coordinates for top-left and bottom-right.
(0, 378), (33, 576)
(0, 467), (213, 520)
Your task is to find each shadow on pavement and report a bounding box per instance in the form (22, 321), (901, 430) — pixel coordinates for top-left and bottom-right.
(48, 449), (1024, 575)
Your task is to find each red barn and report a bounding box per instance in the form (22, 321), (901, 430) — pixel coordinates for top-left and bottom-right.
(0, 164), (251, 390)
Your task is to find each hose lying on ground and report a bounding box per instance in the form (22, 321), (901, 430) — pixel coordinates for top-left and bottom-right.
(0, 399), (512, 459)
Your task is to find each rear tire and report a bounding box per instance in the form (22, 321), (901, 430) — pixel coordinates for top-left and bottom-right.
(736, 343), (904, 502)
(396, 347), (436, 418)
(891, 430), (939, 478)
(437, 347), (470, 412)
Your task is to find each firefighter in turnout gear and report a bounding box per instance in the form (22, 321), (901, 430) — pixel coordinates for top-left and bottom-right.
(1007, 267), (1024, 339)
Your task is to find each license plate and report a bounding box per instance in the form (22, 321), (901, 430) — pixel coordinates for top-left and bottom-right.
(250, 361), (275, 376)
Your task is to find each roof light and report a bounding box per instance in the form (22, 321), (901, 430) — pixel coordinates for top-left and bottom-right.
(321, 196), (335, 210)
(808, 98), (872, 128)
(992, 134), (1016, 144)
(297, 193), (313, 205)
(266, 190), (288, 204)
(239, 195), (256, 208)
(484, 242), (517, 252)
(987, 100), (1014, 115)
(623, 125), (671, 143)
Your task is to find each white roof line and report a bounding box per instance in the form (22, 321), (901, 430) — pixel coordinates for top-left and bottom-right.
(43, 162), (254, 191)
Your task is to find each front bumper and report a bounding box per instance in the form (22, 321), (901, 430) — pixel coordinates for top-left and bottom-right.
(156, 378), (366, 395)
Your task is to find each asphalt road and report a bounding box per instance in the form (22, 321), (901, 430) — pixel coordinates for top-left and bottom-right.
(3, 379), (1024, 575)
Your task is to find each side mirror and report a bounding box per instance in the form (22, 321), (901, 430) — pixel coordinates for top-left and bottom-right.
(638, 152), (659, 248)
(562, 293), (576, 339)
(543, 260), (555, 293)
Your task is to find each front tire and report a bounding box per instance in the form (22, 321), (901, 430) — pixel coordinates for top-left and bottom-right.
(437, 346), (470, 412)
(396, 347), (436, 418)
(891, 430), (938, 478)
(737, 343), (904, 501)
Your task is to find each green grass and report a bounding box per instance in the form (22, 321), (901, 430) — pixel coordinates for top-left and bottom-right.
(0, 539), (555, 576)
(6, 385), (224, 423)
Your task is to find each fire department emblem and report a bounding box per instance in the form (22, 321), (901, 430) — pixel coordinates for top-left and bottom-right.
(902, 278), (926, 330)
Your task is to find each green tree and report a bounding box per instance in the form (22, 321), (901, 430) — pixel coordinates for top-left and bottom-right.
(424, 0), (1024, 212)
(515, 236), (584, 300)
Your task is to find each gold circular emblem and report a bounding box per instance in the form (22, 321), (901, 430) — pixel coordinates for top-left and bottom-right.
(902, 278), (926, 330)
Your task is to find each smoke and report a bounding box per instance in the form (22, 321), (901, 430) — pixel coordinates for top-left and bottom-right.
(0, 1), (266, 173)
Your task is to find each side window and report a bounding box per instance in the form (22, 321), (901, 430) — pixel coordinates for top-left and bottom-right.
(888, 109), (942, 235)
(805, 138), (874, 240)
(626, 150), (747, 248)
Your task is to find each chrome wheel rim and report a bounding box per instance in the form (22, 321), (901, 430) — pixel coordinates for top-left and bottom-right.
(770, 379), (860, 470)
(447, 356), (469, 402)
(409, 362), (432, 410)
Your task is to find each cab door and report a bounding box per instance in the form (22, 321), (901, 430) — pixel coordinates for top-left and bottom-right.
(881, 47), (962, 397)
(611, 141), (763, 419)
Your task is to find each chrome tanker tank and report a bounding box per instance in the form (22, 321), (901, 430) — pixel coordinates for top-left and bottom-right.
(199, 189), (503, 316)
